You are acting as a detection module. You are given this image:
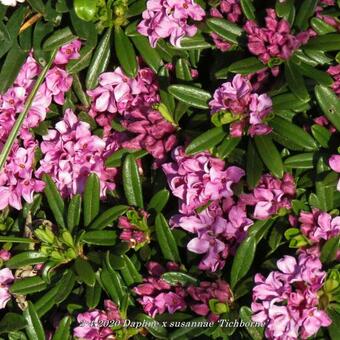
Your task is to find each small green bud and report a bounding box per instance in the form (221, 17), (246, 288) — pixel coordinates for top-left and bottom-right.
(61, 231), (74, 247)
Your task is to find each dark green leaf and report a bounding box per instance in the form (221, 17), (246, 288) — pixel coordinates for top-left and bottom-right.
(82, 230), (117, 246)
(206, 18), (242, 45)
(43, 27), (76, 51)
(284, 153), (314, 169)
(6, 252), (46, 269)
(305, 34), (340, 51)
(52, 316), (72, 340)
(67, 194), (81, 233)
(240, 0), (256, 20)
(246, 139), (263, 189)
(83, 173), (100, 227)
(10, 276), (47, 295)
(23, 302), (45, 340)
(74, 257), (96, 287)
(89, 205), (128, 230)
(74, 0), (97, 21)
(86, 281), (102, 309)
(135, 314), (168, 339)
(239, 306), (264, 340)
(147, 189), (170, 213)
(0, 313), (26, 334)
(294, 0), (318, 31)
(321, 236), (340, 263)
(161, 272), (198, 286)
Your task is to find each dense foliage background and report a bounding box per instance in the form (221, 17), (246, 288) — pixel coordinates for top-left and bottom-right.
(0, 0), (339, 339)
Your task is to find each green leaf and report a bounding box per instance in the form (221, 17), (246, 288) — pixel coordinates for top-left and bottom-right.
(86, 28), (112, 89)
(89, 205), (128, 230)
(231, 236), (257, 289)
(206, 18), (242, 45)
(43, 27), (76, 51)
(0, 236), (36, 243)
(74, 257), (96, 287)
(248, 219), (275, 243)
(83, 173), (100, 227)
(147, 189), (170, 213)
(284, 153), (314, 169)
(315, 85), (340, 132)
(27, 0), (45, 13)
(114, 27), (137, 78)
(52, 316), (72, 340)
(270, 116), (318, 151)
(284, 60), (309, 102)
(123, 154), (144, 208)
(0, 313), (26, 334)
(135, 314), (168, 339)
(0, 44), (27, 93)
(254, 135), (284, 178)
(246, 139), (263, 189)
(185, 127), (226, 155)
(240, 0), (256, 20)
(310, 17), (337, 35)
(168, 317), (208, 340)
(82, 230), (117, 246)
(131, 35), (163, 73)
(272, 93), (309, 111)
(176, 35), (211, 50)
(74, 0), (97, 21)
(120, 255), (143, 285)
(226, 57), (265, 76)
(155, 213), (181, 263)
(100, 269), (122, 305)
(34, 286), (59, 317)
(168, 84), (211, 109)
(311, 125), (331, 148)
(67, 194), (81, 233)
(10, 276), (47, 295)
(54, 270), (76, 305)
(239, 306), (264, 340)
(175, 58), (193, 81)
(161, 272), (199, 286)
(321, 236), (340, 263)
(305, 33), (340, 51)
(276, 0), (295, 21)
(328, 308), (340, 340)
(23, 302), (45, 340)
(215, 136), (241, 160)
(67, 44), (95, 74)
(86, 281), (102, 309)
(6, 252), (46, 269)
(294, 0), (318, 30)
(43, 174), (66, 229)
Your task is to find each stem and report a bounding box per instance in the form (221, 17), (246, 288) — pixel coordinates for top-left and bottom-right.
(0, 49), (58, 172)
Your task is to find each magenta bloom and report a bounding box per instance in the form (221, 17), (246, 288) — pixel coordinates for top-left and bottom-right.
(240, 173), (296, 220)
(162, 146), (245, 214)
(36, 109), (119, 198)
(54, 39), (81, 65)
(327, 64), (340, 97)
(244, 9), (310, 64)
(252, 250), (331, 339)
(137, 0), (205, 47)
(45, 67), (73, 105)
(73, 300), (122, 340)
(299, 209), (340, 243)
(210, 0), (243, 51)
(0, 268), (14, 309)
(209, 74), (272, 137)
(329, 154), (340, 190)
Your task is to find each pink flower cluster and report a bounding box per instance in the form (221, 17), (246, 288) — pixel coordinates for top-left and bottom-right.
(240, 173), (296, 220)
(133, 261), (187, 317)
(328, 64), (340, 97)
(252, 249), (331, 339)
(299, 209), (340, 243)
(0, 40), (81, 209)
(209, 74), (273, 137)
(163, 147), (252, 271)
(172, 201), (253, 271)
(88, 66), (177, 163)
(329, 154), (340, 191)
(162, 146), (245, 214)
(210, 0), (243, 51)
(118, 209), (150, 249)
(73, 300), (122, 340)
(244, 9), (310, 64)
(134, 261), (233, 321)
(36, 109), (119, 198)
(137, 0), (205, 47)
(0, 252), (13, 310)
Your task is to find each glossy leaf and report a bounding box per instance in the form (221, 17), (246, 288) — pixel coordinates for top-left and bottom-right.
(83, 173), (100, 227)
(23, 302), (45, 340)
(89, 205), (128, 230)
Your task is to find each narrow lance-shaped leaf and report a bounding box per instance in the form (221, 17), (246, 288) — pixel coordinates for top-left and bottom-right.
(23, 302), (45, 340)
(52, 315), (72, 340)
(123, 154), (144, 208)
(67, 194), (82, 233)
(83, 173), (100, 227)
(0, 49), (57, 171)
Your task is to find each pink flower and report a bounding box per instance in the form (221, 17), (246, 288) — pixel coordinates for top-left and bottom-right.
(327, 64), (340, 97)
(0, 250), (10, 261)
(209, 74), (272, 137)
(36, 109), (119, 198)
(252, 251), (330, 339)
(162, 146), (245, 214)
(314, 115), (336, 133)
(329, 154), (340, 190)
(73, 300), (122, 340)
(0, 268), (14, 309)
(54, 39), (81, 65)
(299, 209), (340, 243)
(137, 0), (205, 47)
(210, 0), (243, 51)
(45, 67), (73, 105)
(240, 173), (296, 219)
(244, 9), (311, 64)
